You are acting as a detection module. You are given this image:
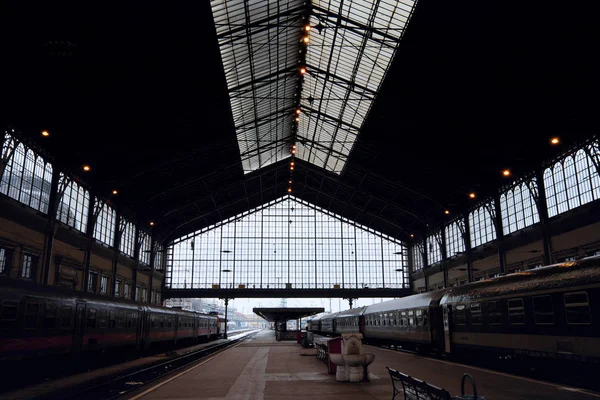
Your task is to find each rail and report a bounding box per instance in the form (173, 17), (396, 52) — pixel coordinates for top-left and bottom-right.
(41, 331), (259, 400)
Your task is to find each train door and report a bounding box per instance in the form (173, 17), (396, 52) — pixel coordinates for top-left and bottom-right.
(136, 308), (145, 351)
(73, 302), (86, 355)
(442, 304), (452, 353)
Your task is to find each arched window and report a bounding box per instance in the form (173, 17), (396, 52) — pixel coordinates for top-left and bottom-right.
(120, 219), (136, 257)
(93, 201), (116, 247)
(56, 173), (90, 232)
(426, 233), (442, 265)
(469, 203), (496, 248)
(544, 144), (600, 218)
(0, 136), (53, 213)
(411, 242), (423, 272)
(445, 220), (465, 258)
(500, 181), (539, 234)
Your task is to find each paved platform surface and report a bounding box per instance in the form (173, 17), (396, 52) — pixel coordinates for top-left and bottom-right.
(127, 330), (600, 400)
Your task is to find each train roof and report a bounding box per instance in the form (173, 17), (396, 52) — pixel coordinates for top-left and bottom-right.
(363, 289), (449, 315)
(335, 306), (367, 318)
(440, 256), (600, 304)
(309, 311), (338, 321)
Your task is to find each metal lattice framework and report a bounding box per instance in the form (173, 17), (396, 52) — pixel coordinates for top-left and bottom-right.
(211, 0), (418, 174)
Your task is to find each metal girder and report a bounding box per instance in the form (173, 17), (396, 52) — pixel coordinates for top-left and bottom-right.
(306, 64), (378, 97)
(215, 5), (304, 42)
(311, 3), (402, 48)
(163, 287), (412, 299)
(227, 66), (296, 97)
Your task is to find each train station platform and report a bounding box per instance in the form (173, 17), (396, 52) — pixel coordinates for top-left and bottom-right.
(126, 330), (599, 400)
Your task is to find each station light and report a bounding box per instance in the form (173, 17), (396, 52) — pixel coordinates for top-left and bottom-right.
(295, 117), (300, 122)
(288, 187), (292, 193)
(82, 165), (91, 172)
(302, 36), (310, 44)
(41, 130), (50, 137)
(289, 180), (292, 184)
(550, 137), (560, 145)
(444, 210), (450, 215)
(300, 67), (306, 75)
(469, 192), (476, 199)
(304, 25), (311, 32)
(112, 189), (118, 195)
(296, 109), (301, 114)
(149, 221), (155, 226)
(502, 169), (511, 177)
(410, 233), (414, 238)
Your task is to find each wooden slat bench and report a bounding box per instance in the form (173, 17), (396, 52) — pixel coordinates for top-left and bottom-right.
(386, 367), (452, 400)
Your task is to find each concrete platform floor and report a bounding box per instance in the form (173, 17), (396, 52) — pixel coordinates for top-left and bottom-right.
(126, 330), (600, 400)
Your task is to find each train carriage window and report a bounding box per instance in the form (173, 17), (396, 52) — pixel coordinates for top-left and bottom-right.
(109, 310), (116, 328)
(422, 309), (428, 327)
(87, 308), (97, 328)
(564, 292), (591, 325)
(408, 310), (415, 326)
(43, 302), (57, 330)
(400, 311), (408, 326)
(1, 300), (19, 321)
(117, 311), (124, 328)
(508, 298), (525, 324)
(98, 309), (107, 328)
(470, 303), (482, 325)
(533, 296), (554, 325)
(60, 306), (72, 328)
(24, 302), (40, 329)
(415, 309), (424, 326)
(488, 301), (502, 325)
(454, 304), (466, 325)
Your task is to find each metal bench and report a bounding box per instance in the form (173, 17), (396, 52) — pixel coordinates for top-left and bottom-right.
(386, 367), (452, 400)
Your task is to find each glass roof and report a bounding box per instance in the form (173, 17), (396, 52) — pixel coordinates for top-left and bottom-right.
(211, 0), (417, 174)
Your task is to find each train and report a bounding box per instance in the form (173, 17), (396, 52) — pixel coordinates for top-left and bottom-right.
(0, 278), (221, 361)
(307, 256), (600, 363)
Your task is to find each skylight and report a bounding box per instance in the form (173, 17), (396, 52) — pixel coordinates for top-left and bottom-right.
(211, 0), (418, 174)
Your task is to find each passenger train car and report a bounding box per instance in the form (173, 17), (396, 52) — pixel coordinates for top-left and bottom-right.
(307, 256), (600, 363)
(0, 279), (220, 361)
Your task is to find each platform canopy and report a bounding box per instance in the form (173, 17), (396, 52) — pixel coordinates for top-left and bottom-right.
(253, 307), (325, 323)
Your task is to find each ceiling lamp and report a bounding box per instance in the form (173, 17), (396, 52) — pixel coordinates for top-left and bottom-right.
(304, 25), (311, 32)
(469, 192), (476, 199)
(444, 210), (450, 215)
(41, 130), (50, 137)
(149, 221), (155, 226)
(299, 67), (306, 75)
(82, 165), (91, 172)
(112, 189), (118, 195)
(550, 137), (560, 145)
(502, 169), (511, 177)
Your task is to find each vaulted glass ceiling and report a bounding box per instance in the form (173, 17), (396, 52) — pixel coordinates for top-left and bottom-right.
(211, 0), (418, 174)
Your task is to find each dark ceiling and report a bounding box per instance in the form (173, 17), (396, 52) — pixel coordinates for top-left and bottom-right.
(1, 0), (598, 243)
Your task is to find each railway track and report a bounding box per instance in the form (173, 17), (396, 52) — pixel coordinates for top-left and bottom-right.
(38, 330), (258, 400)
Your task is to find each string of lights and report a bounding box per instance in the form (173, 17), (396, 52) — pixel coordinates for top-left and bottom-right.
(288, 17), (311, 194)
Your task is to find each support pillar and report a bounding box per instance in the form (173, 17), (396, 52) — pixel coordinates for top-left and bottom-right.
(132, 226), (140, 301)
(111, 209), (123, 297)
(148, 236), (156, 304)
(533, 169), (553, 266)
(41, 171), (61, 285)
(461, 212), (474, 283)
(493, 194), (506, 274)
(222, 298), (230, 339)
(82, 194), (99, 292)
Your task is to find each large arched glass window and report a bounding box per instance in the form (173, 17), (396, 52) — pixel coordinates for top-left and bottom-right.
(544, 146), (600, 217)
(445, 220), (465, 258)
(1, 134), (53, 213)
(468, 203), (496, 248)
(500, 180), (539, 234)
(56, 174), (90, 232)
(166, 196), (409, 290)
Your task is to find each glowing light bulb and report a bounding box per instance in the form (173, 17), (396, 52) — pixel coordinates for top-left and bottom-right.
(444, 210), (450, 215)
(41, 130), (50, 137)
(304, 25), (311, 32)
(550, 137), (560, 145)
(300, 67), (306, 75)
(302, 36), (310, 44)
(150, 221), (155, 226)
(469, 192), (476, 199)
(112, 190), (118, 195)
(82, 165), (91, 172)
(502, 169), (511, 177)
